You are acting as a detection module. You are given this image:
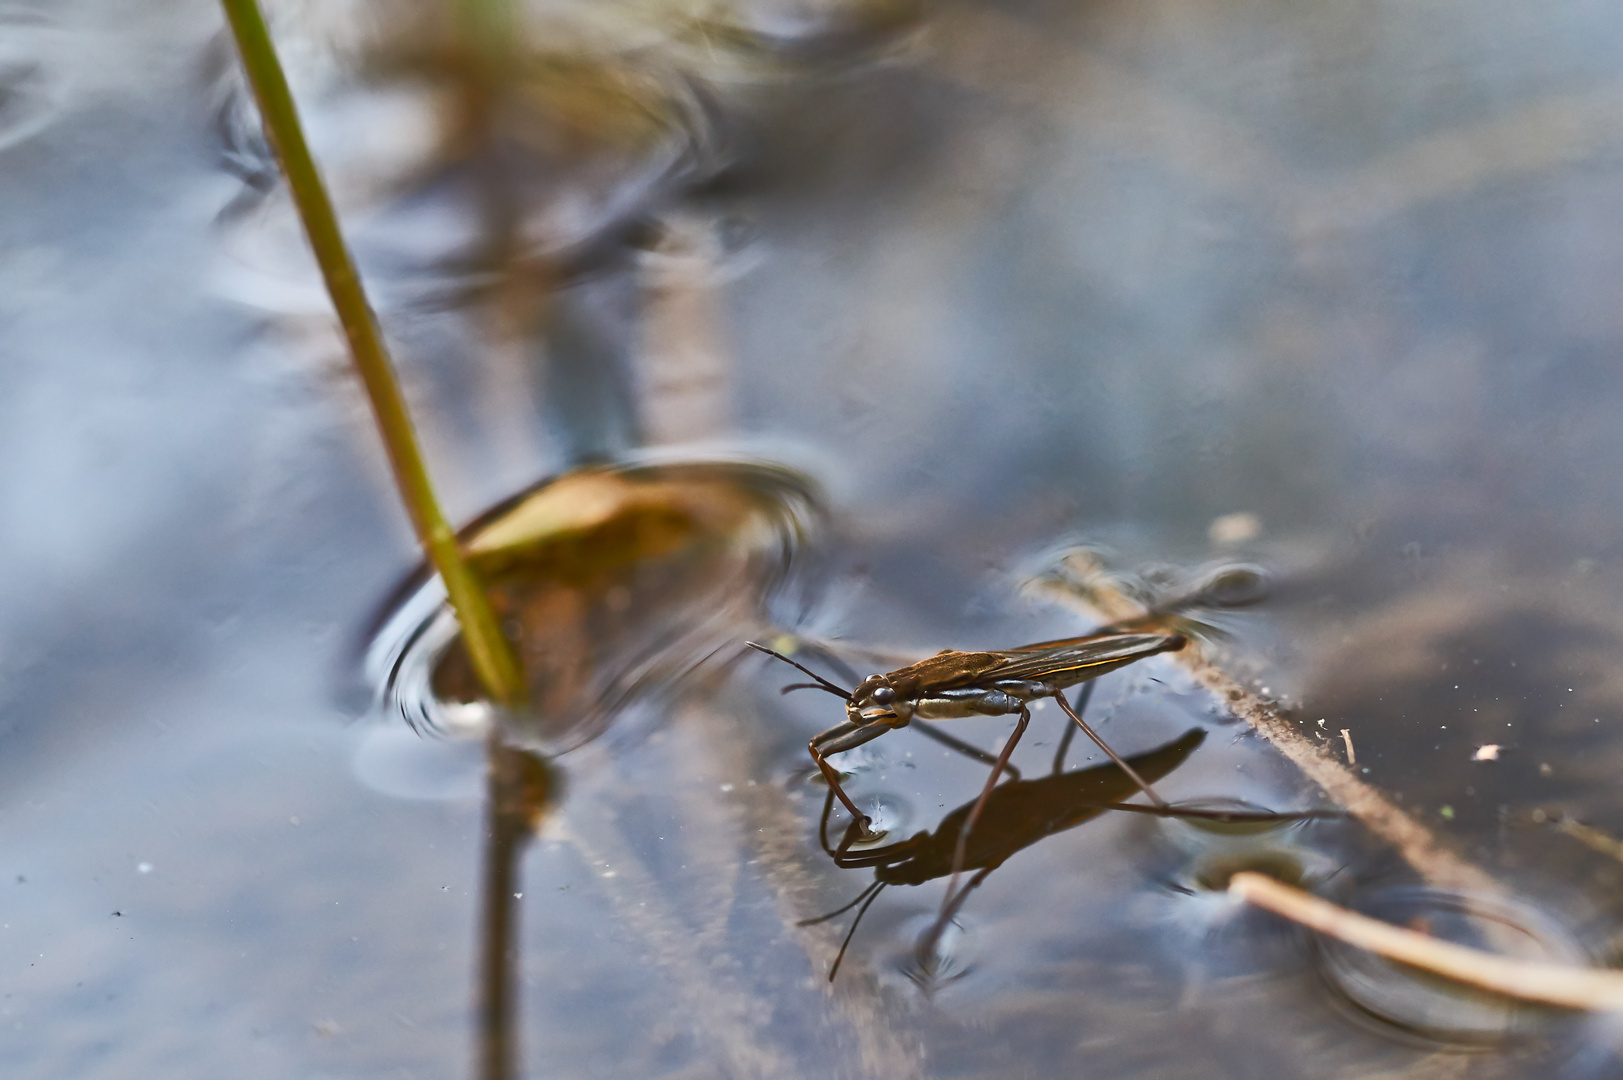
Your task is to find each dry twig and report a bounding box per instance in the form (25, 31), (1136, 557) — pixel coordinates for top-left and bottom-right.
(1032, 555), (1503, 896)
(1230, 872), (1623, 1013)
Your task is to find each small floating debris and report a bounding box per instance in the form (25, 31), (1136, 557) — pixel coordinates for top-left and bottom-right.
(1472, 744), (1501, 762)
(1208, 512), (1261, 547)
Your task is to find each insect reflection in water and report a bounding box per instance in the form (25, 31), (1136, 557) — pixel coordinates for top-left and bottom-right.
(802, 724), (1326, 980)
(802, 722), (1204, 980)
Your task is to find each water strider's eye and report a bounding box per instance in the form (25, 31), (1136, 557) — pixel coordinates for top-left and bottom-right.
(871, 686), (896, 705)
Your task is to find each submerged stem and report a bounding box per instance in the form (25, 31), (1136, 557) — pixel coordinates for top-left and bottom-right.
(478, 738), (559, 1080)
(218, 0), (527, 706)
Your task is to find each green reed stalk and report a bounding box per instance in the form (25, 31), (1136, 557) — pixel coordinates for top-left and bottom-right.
(220, 0), (527, 707)
(456, 0), (521, 59)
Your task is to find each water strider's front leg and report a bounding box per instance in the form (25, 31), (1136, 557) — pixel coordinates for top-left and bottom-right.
(809, 718), (893, 833)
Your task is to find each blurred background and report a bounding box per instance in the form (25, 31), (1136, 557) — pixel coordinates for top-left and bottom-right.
(5, 0), (1623, 1076)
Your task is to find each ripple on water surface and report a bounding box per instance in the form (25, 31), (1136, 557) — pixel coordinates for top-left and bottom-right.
(0, 11), (71, 153)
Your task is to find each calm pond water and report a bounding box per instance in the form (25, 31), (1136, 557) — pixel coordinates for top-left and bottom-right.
(6, 0), (1623, 1077)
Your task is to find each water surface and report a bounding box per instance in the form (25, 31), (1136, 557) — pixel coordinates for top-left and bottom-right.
(6, 0), (1623, 1076)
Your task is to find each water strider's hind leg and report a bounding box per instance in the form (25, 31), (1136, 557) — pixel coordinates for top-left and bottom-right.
(1052, 687), (1167, 808)
(1049, 681), (1095, 774)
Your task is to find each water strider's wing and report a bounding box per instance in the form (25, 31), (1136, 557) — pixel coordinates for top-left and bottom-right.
(984, 631), (1183, 685)
(885, 649), (1011, 692)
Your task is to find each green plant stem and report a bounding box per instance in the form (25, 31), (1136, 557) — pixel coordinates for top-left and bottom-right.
(220, 0), (527, 707)
(457, 0), (520, 61)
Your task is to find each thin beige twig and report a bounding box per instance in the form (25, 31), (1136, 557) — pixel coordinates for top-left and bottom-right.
(1183, 653), (1499, 897)
(1032, 557), (1503, 896)
(1556, 817), (1623, 865)
(1230, 872), (1623, 1013)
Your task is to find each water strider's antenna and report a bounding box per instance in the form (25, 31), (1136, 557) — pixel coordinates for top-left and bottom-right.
(746, 641), (854, 701)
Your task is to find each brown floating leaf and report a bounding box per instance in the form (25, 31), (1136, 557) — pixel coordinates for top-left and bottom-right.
(423, 459), (822, 750)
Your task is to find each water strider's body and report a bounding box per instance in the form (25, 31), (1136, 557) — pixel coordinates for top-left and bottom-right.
(748, 628), (1187, 830)
(844, 631), (1184, 725)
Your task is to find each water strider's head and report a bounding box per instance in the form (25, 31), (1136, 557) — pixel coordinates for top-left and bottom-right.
(848, 674), (913, 725)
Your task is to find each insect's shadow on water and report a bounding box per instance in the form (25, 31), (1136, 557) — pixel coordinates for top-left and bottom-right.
(798, 722), (1337, 985)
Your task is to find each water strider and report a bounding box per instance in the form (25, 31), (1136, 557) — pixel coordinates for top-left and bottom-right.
(747, 625), (1186, 833)
(746, 567), (1270, 834)
(748, 623), (1196, 958)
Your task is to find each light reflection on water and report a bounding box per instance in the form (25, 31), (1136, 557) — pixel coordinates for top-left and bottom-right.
(7, 0), (1623, 1077)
